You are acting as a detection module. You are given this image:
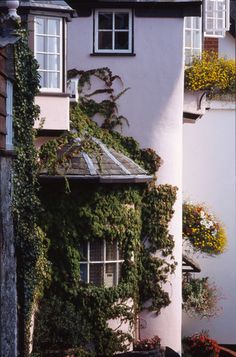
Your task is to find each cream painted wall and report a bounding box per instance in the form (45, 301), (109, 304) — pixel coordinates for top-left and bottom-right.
(182, 103), (236, 344)
(68, 15), (185, 353)
(219, 32), (236, 59)
(34, 96), (70, 131)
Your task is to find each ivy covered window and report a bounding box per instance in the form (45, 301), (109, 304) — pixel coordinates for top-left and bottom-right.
(6, 80), (13, 150)
(94, 9), (132, 53)
(184, 17), (202, 65)
(79, 240), (124, 287)
(35, 16), (62, 91)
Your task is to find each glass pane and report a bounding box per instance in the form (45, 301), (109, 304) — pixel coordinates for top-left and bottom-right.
(193, 31), (201, 48)
(98, 13), (112, 30)
(38, 71), (46, 88)
(118, 246), (124, 260)
(48, 37), (60, 53)
(48, 19), (60, 35)
(115, 13), (129, 30)
(115, 32), (129, 50)
(90, 264), (103, 286)
(36, 36), (45, 52)
(185, 49), (192, 65)
(48, 55), (60, 71)
(105, 263), (116, 287)
(185, 17), (191, 28)
(36, 17), (45, 34)
(207, 1), (214, 11)
(79, 241), (88, 261)
(106, 241), (117, 261)
(207, 18), (214, 29)
(118, 262), (122, 283)
(193, 17), (201, 29)
(90, 240), (104, 261)
(185, 30), (191, 47)
(217, 19), (223, 29)
(80, 264), (87, 282)
(37, 54), (45, 69)
(48, 72), (60, 89)
(98, 31), (112, 50)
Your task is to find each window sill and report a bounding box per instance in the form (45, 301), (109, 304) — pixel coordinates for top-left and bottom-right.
(37, 92), (70, 98)
(90, 52), (136, 57)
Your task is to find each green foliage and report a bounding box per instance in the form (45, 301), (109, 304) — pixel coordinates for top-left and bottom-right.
(185, 51), (236, 97)
(13, 29), (50, 356)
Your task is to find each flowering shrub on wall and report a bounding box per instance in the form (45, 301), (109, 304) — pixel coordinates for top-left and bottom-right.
(182, 277), (221, 319)
(134, 336), (161, 351)
(182, 332), (220, 357)
(183, 202), (227, 256)
(185, 51), (236, 97)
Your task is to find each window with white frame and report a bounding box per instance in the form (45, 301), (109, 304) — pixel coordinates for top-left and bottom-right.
(204, 0), (230, 37)
(79, 240), (124, 287)
(35, 16), (62, 91)
(94, 9), (132, 53)
(6, 80), (13, 150)
(184, 17), (202, 65)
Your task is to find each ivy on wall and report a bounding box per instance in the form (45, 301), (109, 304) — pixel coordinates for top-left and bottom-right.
(13, 29), (51, 356)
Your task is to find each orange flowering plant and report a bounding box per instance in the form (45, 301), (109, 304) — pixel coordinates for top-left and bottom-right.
(134, 336), (161, 351)
(182, 332), (220, 357)
(183, 202), (227, 256)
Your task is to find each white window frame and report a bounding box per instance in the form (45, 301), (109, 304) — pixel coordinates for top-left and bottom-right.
(80, 240), (124, 287)
(34, 16), (63, 92)
(94, 9), (132, 54)
(6, 80), (13, 151)
(184, 17), (202, 65)
(204, 0), (230, 38)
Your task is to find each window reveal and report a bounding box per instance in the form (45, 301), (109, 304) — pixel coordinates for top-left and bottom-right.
(80, 240), (124, 287)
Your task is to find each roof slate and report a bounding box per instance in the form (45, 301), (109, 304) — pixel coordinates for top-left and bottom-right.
(19, 0), (73, 11)
(40, 138), (153, 184)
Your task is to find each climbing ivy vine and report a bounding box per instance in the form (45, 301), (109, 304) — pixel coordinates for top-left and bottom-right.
(13, 29), (50, 356)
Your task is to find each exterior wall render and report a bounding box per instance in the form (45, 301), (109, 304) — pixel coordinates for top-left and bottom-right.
(182, 102), (236, 344)
(68, 15), (184, 353)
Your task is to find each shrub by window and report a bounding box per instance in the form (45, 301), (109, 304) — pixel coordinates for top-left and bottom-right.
(80, 240), (124, 287)
(94, 9), (132, 53)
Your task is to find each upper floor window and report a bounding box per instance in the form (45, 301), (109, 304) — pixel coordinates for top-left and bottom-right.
(35, 16), (62, 92)
(94, 9), (132, 53)
(6, 80), (13, 151)
(204, 0), (230, 37)
(79, 240), (124, 287)
(184, 17), (202, 65)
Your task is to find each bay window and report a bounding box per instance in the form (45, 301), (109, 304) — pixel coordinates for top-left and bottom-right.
(35, 16), (62, 91)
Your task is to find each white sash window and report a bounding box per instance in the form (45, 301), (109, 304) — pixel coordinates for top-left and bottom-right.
(184, 17), (202, 65)
(35, 16), (62, 92)
(204, 0), (230, 37)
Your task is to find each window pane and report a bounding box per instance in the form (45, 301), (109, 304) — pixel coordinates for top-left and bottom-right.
(36, 36), (45, 52)
(115, 32), (129, 50)
(185, 30), (191, 47)
(98, 13), (112, 29)
(118, 246), (124, 260)
(90, 240), (104, 261)
(90, 264), (103, 286)
(105, 263), (116, 287)
(48, 72), (59, 88)
(80, 264), (87, 282)
(38, 71), (46, 88)
(193, 31), (201, 48)
(217, 19), (224, 29)
(185, 17), (191, 28)
(207, 18), (214, 29)
(48, 55), (60, 70)
(98, 31), (112, 50)
(48, 19), (60, 35)
(115, 13), (129, 30)
(37, 54), (45, 69)
(36, 17), (45, 34)
(106, 241), (117, 261)
(48, 37), (60, 53)
(79, 241), (88, 261)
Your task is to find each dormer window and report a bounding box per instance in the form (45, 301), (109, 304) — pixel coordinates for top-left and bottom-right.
(94, 9), (132, 53)
(35, 16), (62, 92)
